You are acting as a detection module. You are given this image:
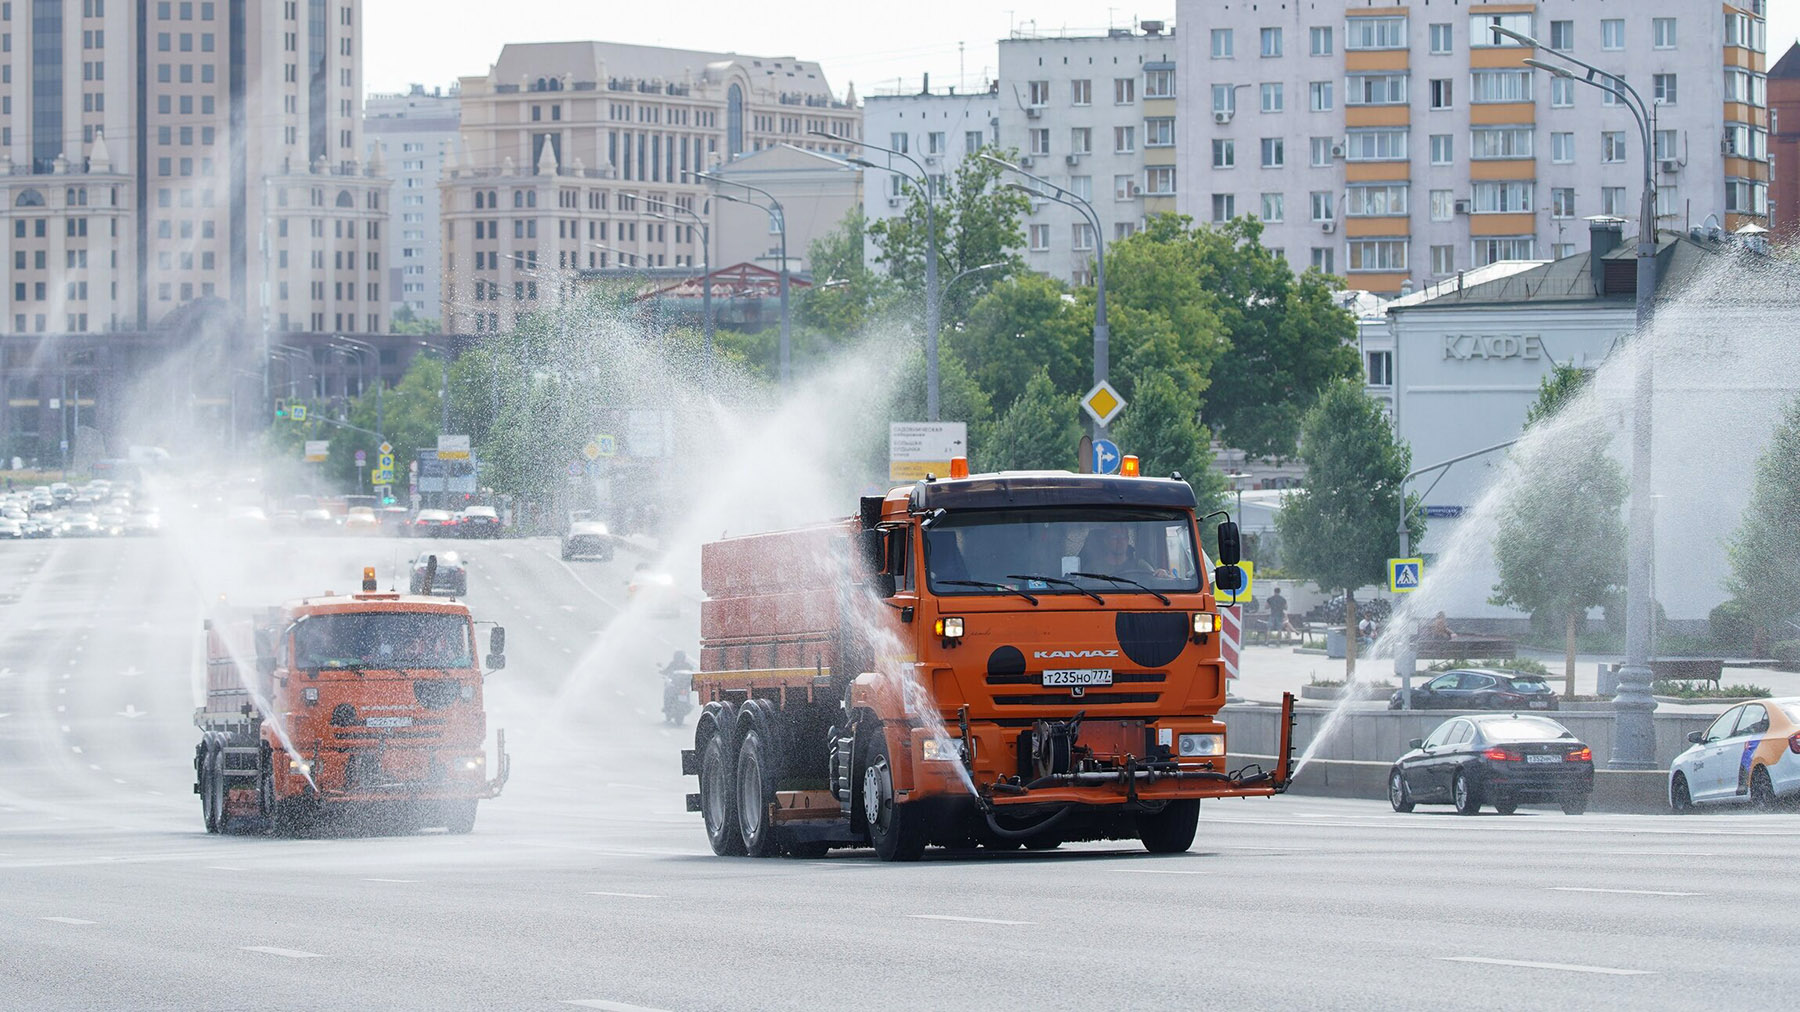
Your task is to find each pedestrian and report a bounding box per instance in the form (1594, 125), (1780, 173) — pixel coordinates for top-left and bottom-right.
(1267, 586), (1289, 638)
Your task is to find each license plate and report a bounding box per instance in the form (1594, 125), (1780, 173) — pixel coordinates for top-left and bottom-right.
(1042, 668), (1113, 687)
(1526, 753), (1563, 764)
(1528, 700), (1549, 708)
(364, 716), (414, 728)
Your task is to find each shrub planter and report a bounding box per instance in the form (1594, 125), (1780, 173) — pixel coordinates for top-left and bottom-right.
(1300, 683), (1395, 702)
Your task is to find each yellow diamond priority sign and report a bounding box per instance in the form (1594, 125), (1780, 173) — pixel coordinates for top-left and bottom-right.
(1082, 380), (1126, 428)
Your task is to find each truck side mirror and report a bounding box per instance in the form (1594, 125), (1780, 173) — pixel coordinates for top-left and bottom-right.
(855, 528), (885, 573)
(488, 626), (506, 670)
(1214, 564), (1244, 593)
(1216, 520), (1241, 566)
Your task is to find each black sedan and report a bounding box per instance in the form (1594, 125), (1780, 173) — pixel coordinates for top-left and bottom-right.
(1389, 668), (1559, 711)
(409, 551), (468, 596)
(1389, 714), (1594, 815)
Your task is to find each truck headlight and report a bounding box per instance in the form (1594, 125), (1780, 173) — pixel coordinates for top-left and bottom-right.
(459, 755), (485, 771)
(921, 738), (966, 762)
(1178, 733), (1223, 757)
(935, 617), (964, 639)
(287, 758), (313, 774)
(302, 687), (319, 704)
(1193, 613), (1220, 635)
(459, 682), (474, 701)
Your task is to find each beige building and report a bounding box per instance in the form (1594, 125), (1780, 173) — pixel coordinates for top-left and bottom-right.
(709, 143), (860, 273)
(440, 42), (858, 334)
(0, 0), (388, 338)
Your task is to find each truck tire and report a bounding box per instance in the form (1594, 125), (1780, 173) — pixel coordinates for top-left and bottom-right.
(444, 799), (478, 834)
(699, 732), (745, 856)
(1136, 799), (1200, 854)
(862, 732), (927, 862)
(195, 741), (215, 833)
(735, 726), (779, 857)
(203, 739), (226, 834)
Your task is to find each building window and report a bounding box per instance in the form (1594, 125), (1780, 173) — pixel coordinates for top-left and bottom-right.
(1028, 224), (1050, 251)
(1310, 191), (1334, 221)
(1261, 82), (1284, 112)
(1213, 138), (1235, 168)
(1601, 19), (1623, 51)
(1146, 167), (1176, 195)
(1072, 223), (1094, 251)
(1114, 78), (1135, 104)
(1428, 23), (1452, 54)
(1653, 74), (1677, 105)
(1261, 27), (1282, 57)
(1212, 84), (1236, 114)
(1551, 187), (1576, 219)
(1310, 247), (1334, 273)
(1472, 181), (1532, 212)
(1654, 129), (1678, 160)
(1345, 184), (1407, 216)
(1552, 243), (1575, 260)
(1602, 186), (1628, 216)
(1430, 189), (1455, 221)
(1550, 77), (1574, 108)
(1071, 79), (1091, 105)
(1347, 73), (1407, 105)
(1144, 119), (1173, 147)
(1309, 81), (1333, 111)
(966, 130), (985, 154)
(1260, 137), (1285, 168)
(1115, 222), (1138, 241)
(1602, 131), (1627, 163)
(1029, 129), (1050, 155)
(1309, 136), (1336, 166)
(1347, 129), (1408, 161)
(1144, 69), (1174, 98)
(1115, 174), (1136, 199)
(928, 132), (945, 154)
(1367, 350), (1393, 385)
(1548, 20), (1573, 51)
(1114, 126), (1135, 153)
(1551, 132), (1574, 163)
(1473, 237), (1535, 265)
(1071, 127), (1093, 154)
(1211, 193), (1236, 222)
(1470, 127), (1532, 159)
(1470, 70), (1532, 103)
(1469, 13), (1532, 47)
(889, 131), (908, 153)
(1653, 18), (1676, 49)
(1070, 175), (1092, 200)
(1345, 16), (1406, 50)
(1348, 240), (1406, 271)
(1429, 79), (1452, 110)
(1309, 26), (1332, 56)
(1027, 80), (1050, 106)
(1211, 28), (1233, 58)
(1428, 134), (1453, 164)
(1260, 192), (1284, 222)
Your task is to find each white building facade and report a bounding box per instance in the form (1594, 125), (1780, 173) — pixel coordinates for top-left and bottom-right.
(996, 22), (1180, 284)
(1175, 0), (1770, 295)
(859, 86), (999, 266)
(366, 85), (459, 321)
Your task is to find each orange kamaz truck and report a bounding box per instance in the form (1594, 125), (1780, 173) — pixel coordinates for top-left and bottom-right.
(194, 563), (509, 835)
(681, 461), (1294, 861)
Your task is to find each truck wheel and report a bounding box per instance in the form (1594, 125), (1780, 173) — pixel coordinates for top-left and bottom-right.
(735, 727), (779, 858)
(195, 741), (215, 832)
(444, 800), (478, 834)
(699, 733), (745, 856)
(862, 733), (927, 862)
(203, 740), (225, 834)
(1136, 799), (1200, 854)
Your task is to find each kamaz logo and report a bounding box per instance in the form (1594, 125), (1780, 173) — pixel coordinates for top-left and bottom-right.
(1033, 649), (1119, 659)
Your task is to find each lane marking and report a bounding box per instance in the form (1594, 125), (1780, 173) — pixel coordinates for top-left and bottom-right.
(363, 878), (419, 883)
(1117, 868), (1207, 875)
(1438, 956), (1649, 976)
(207, 866), (246, 871)
(587, 891), (661, 899)
(563, 1001), (673, 1012)
(909, 914), (1033, 925)
(1550, 887), (1702, 897)
(241, 946), (326, 959)
(41, 917), (95, 925)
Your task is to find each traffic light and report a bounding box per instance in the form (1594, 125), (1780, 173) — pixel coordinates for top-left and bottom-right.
(274, 398), (288, 420)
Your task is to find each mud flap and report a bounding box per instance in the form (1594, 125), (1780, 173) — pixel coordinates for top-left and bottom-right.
(1273, 692), (1297, 792)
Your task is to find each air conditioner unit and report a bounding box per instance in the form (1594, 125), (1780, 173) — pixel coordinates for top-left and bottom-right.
(1026, 106), (1043, 119)
(1659, 158), (1681, 174)
(1330, 143), (1347, 159)
(887, 197), (903, 208)
(1065, 154), (1082, 166)
(1453, 198), (1472, 215)
(1319, 220), (1336, 234)
(1127, 182), (1142, 197)
(924, 155), (941, 167)
(1214, 110), (1234, 125)
(1018, 156), (1034, 168)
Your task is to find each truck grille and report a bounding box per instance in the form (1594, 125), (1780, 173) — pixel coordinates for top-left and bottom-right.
(991, 692), (1160, 706)
(415, 679), (461, 709)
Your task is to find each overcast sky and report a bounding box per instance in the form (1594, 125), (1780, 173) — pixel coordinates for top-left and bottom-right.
(365, 1), (1799, 100)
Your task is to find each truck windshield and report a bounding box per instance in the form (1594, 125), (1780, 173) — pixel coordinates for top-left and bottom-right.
(923, 507), (1200, 597)
(293, 612), (474, 671)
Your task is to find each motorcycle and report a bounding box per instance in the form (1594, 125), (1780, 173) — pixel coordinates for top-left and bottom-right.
(662, 664), (695, 725)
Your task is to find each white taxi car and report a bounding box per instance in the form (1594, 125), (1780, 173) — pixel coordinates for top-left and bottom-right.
(1668, 697), (1800, 811)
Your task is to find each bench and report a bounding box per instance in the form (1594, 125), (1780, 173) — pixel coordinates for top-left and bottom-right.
(1413, 638), (1517, 662)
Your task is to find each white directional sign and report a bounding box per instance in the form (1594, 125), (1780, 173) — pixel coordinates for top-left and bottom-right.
(889, 422), (968, 482)
(437, 434), (471, 461)
(303, 440), (329, 463)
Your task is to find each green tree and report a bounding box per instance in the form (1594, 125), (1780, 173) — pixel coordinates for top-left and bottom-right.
(796, 206), (892, 338)
(389, 305), (441, 335)
(957, 273), (1088, 411)
(1489, 366), (1626, 693)
(1276, 381), (1422, 676)
(1728, 395), (1800, 651)
(1111, 371), (1228, 514)
(977, 369), (1080, 472)
(323, 352), (447, 489)
(1102, 216), (1231, 405)
(867, 148), (1032, 325)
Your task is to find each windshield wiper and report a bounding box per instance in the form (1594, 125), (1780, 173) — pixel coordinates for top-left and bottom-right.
(1069, 571), (1171, 606)
(1006, 574), (1104, 604)
(938, 579), (1039, 605)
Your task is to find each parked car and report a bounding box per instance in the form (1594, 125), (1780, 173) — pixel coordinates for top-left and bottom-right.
(0, 518), (22, 539)
(456, 505), (503, 539)
(411, 509), (455, 537)
(561, 509), (614, 561)
(1389, 668), (1559, 711)
(1669, 697), (1800, 812)
(409, 551), (467, 596)
(1389, 714), (1594, 816)
(627, 562), (680, 618)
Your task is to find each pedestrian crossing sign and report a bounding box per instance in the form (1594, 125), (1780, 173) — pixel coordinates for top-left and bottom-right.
(1388, 557), (1423, 593)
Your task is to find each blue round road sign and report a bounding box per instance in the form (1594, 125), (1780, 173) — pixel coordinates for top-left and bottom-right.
(1092, 438), (1121, 475)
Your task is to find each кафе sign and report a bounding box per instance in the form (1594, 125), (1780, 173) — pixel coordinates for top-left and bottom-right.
(1441, 334), (1546, 361)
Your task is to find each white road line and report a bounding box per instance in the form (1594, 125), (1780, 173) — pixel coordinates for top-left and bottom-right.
(41, 917), (95, 925)
(241, 946), (326, 959)
(587, 891), (661, 899)
(1117, 868), (1207, 875)
(1550, 887), (1702, 897)
(363, 878), (419, 883)
(563, 1001), (673, 1012)
(1438, 956), (1649, 976)
(909, 914), (1033, 925)
(207, 866), (246, 871)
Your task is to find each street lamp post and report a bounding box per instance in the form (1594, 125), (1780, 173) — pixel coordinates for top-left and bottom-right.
(812, 129), (944, 421)
(645, 198), (714, 374)
(983, 154), (1110, 442)
(1226, 472), (1252, 530)
(335, 335), (383, 447)
(695, 171), (791, 384)
(1500, 24), (1660, 769)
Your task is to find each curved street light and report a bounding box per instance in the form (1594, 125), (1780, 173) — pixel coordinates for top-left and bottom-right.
(694, 170), (791, 384)
(644, 198), (714, 372)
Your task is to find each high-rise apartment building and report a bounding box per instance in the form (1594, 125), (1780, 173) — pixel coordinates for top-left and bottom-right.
(440, 42), (857, 335)
(1768, 42), (1800, 236)
(0, 0), (388, 336)
(1176, 0), (1770, 294)
(996, 21), (1179, 284)
(860, 84), (999, 264)
(367, 84), (459, 320)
